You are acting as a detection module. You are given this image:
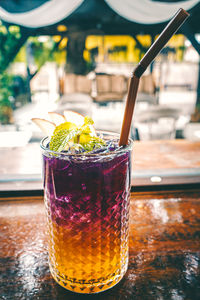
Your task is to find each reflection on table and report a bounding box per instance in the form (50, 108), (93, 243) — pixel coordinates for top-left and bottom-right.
(0, 189), (199, 299)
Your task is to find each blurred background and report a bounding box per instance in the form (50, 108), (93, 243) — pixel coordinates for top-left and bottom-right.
(0, 0), (200, 146)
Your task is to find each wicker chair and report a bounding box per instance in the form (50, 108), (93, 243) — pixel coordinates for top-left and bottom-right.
(92, 74), (127, 103)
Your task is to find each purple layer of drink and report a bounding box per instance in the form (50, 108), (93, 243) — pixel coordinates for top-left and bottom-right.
(41, 132), (132, 293)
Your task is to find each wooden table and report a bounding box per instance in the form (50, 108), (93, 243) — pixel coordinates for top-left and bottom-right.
(0, 140), (200, 299)
(0, 189), (200, 299)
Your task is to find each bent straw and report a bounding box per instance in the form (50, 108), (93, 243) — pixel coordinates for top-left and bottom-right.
(119, 8), (189, 146)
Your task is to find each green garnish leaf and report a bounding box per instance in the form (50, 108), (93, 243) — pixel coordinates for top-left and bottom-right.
(49, 115), (106, 153)
(84, 116), (94, 125)
(49, 129), (80, 152)
(83, 137), (106, 152)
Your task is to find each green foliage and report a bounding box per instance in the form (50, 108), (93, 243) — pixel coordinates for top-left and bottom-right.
(14, 36), (66, 67)
(14, 45), (26, 63)
(29, 37), (56, 69)
(0, 72), (14, 124)
(0, 23), (22, 73)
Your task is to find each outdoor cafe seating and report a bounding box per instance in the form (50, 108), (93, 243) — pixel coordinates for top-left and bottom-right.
(0, 0), (200, 299)
(133, 105), (180, 140)
(92, 73), (128, 103)
(58, 92), (93, 116)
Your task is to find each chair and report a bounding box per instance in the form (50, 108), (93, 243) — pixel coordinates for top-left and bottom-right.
(184, 122), (200, 141)
(124, 73), (157, 106)
(133, 105), (180, 140)
(64, 74), (92, 94)
(57, 93), (93, 116)
(125, 73), (156, 94)
(123, 92), (157, 106)
(92, 74), (127, 103)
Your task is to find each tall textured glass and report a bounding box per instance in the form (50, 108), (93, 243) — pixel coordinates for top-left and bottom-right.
(41, 132), (132, 294)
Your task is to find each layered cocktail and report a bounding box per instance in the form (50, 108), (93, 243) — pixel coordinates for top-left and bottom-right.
(38, 112), (132, 293)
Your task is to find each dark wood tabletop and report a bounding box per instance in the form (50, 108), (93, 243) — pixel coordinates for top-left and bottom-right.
(0, 189), (200, 300)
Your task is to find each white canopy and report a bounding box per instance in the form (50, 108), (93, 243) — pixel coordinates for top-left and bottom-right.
(0, 0), (199, 28)
(105, 0), (200, 24)
(0, 0), (84, 28)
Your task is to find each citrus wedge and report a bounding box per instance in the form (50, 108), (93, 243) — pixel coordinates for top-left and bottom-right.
(64, 110), (96, 136)
(31, 118), (56, 136)
(54, 121), (78, 133)
(48, 112), (66, 126)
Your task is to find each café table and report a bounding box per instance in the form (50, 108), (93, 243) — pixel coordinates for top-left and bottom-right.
(0, 140), (200, 299)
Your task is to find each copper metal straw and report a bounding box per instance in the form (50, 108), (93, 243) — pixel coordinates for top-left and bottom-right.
(119, 8), (189, 146)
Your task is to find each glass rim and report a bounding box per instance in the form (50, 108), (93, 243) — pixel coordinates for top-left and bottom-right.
(40, 130), (133, 157)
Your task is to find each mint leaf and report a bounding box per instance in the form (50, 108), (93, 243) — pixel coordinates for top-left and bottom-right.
(83, 137), (106, 152)
(49, 115), (106, 153)
(49, 129), (80, 152)
(83, 116), (94, 125)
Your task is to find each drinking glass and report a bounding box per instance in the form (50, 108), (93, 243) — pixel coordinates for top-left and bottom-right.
(40, 132), (132, 293)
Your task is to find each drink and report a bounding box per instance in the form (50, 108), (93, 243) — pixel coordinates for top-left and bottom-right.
(41, 132), (132, 293)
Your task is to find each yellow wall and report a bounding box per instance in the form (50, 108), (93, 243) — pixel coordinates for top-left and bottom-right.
(15, 34), (185, 65)
(84, 34), (185, 63)
(85, 35), (137, 62)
